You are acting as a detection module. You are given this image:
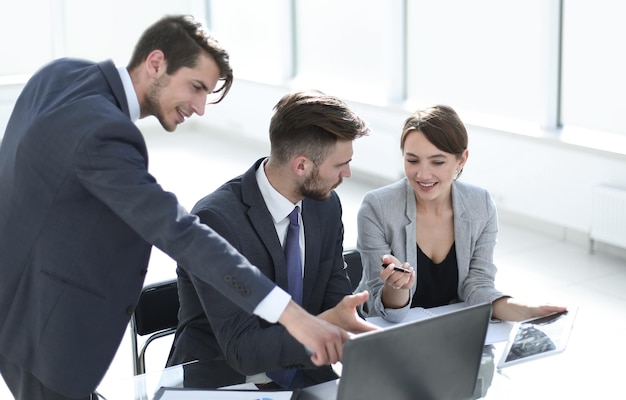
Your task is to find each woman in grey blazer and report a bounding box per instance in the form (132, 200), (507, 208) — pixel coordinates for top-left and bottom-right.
(355, 105), (565, 323)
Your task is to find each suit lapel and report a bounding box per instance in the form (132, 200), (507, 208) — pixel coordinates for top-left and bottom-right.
(240, 159), (322, 305)
(97, 60), (131, 118)
(241, 160), (290, 291)
(404, 180), (418, 266)
(451, 183), (471, 284)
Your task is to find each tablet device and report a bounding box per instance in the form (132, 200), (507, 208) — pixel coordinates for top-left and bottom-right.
(497, 306), (577, 369)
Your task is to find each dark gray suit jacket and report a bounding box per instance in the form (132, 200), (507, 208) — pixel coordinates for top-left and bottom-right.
(0, 59), (276, 398)
(168, 159), (351, 388)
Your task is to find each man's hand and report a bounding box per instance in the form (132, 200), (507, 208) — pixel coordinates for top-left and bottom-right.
(318, 291), (380, 334)
(278, 300), (350, 366)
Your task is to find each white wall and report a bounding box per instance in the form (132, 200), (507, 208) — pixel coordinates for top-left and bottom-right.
(0, 81), (23, 134)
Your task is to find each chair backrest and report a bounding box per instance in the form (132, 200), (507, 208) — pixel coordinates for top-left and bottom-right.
(130, 278), (180, 375)
(343, 249), (363, 292)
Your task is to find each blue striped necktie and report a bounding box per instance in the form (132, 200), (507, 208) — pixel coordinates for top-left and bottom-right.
(284, 206), (303, 304)
(267, 206), (303, 388)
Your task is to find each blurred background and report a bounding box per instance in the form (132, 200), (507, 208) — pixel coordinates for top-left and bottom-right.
(2, 0), (626, 253)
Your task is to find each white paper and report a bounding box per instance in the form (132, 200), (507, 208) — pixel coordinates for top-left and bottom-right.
(154, 387), (294, 400)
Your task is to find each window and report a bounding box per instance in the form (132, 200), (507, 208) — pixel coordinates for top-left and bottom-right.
(209, 0), (293, 85)
(0, 1), (55, 76)
(293, 0), (397, 104)
(405, 1), (552, 130)
(561, 1), (626, 136)
(62, 0), (201, 65)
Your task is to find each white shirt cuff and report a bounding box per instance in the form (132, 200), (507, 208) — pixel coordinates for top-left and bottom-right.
(253, 286), (291, 323)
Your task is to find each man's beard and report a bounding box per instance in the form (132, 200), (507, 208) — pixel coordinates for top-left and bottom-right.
(297, 167), (341, 201)
(144, 74), (174, 132)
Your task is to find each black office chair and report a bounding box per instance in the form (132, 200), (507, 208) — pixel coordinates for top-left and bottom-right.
(343, 249), (363, 292)
(130, 278), (180, 375)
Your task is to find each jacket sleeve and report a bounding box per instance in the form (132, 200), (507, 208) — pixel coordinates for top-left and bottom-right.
(74, 114), (277, 317)
(356, 190), (412, 322)
(189, 207), (314, 374)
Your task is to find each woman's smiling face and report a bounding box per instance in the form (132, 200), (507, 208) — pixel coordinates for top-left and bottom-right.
(403, 129), (467, 202)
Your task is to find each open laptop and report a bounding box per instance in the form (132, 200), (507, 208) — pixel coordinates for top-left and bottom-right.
(335, 302), (492, 400)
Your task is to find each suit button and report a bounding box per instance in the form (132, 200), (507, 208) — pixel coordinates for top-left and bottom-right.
(126, 307), (135, 315)
(140, 269), (148, 276)
(224, 275), (250, 296)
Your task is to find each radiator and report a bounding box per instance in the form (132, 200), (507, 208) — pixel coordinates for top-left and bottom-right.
(590, 185), (626, 250)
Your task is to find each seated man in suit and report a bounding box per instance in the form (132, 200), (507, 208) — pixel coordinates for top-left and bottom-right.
(167, 90), (376, 389)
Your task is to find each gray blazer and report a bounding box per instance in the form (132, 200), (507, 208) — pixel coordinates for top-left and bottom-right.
(0, 59), (276, 398)
(355, 178), (505, 322)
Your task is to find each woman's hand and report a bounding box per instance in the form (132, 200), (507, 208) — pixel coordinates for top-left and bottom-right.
(493, 297), (568, 321)
(380, 254), (416, 309)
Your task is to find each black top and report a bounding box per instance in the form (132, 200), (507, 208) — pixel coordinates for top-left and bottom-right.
(411, 242), (459, 308)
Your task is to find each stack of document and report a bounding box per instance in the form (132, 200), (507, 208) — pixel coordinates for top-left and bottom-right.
(154, 385), (297, 400)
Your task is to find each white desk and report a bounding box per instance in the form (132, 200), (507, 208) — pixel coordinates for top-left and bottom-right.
(98, 357), (521, 400)
(98, 345), (517, 400)
(97, 304), (521, 400)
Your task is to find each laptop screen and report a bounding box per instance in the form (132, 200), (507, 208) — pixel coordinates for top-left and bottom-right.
(336, 302), (492, 400)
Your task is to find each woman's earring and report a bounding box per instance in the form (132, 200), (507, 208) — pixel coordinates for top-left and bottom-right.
(454, 170), (461, 180)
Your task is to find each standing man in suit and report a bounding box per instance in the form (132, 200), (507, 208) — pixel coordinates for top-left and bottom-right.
(167, 90), (376, 390)
(0, 15), (355, 400)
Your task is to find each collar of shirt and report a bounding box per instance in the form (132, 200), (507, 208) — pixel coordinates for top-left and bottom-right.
(116, 66), (140, 122)
(255, 159), (302, 245)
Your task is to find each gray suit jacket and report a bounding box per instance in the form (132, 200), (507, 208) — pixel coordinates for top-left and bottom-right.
(168, 158), (350, 388)
(0, 59), (276, 397)
(355, 178), (505, 322)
